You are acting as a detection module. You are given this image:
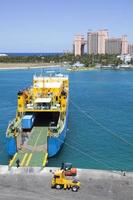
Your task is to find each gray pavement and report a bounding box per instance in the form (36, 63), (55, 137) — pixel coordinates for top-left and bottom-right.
(0, 167), (133, 200)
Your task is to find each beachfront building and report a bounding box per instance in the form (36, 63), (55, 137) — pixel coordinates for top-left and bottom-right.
(87, 31), (98, 54)
(87, 29), (108, 54)
(73, 35), (86, 56)
(121, 35), (128, 55)
(128, 44), (133, 55)
(73, 30), (129, 56)
(105, 36), (128, 55)
(117, 54), (132, 63)
(105, 38), (122, 54)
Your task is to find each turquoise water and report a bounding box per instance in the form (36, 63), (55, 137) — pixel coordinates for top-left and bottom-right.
(0, 68), (133, 171)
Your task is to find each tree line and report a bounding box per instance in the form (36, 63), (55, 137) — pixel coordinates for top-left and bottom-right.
(0, 53), (132, 66)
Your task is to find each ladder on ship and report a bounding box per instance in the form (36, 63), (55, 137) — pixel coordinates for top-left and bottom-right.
(9, 126), (48, 167)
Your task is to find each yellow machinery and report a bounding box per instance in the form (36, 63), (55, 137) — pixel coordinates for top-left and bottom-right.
(51, 169), (80, 192)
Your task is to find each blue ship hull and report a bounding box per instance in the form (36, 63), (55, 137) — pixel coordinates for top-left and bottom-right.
(48, 109), (68, 157)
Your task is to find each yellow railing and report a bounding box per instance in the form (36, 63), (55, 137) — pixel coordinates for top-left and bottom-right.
(20, 153), (28, 167)
(9, 153), (17, 167)
(25, 153), (33, 167)
(42, 153), (48, 167)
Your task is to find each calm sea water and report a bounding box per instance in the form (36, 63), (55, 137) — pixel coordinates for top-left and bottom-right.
(0, 68), (133, 171)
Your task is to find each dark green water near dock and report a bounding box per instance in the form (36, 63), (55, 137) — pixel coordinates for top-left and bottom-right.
(0, 68), (133, 171)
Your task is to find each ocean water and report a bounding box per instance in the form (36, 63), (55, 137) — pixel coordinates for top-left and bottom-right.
(0, 68), (133, 171)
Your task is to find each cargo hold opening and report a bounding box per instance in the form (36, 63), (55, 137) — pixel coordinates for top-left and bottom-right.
(26, 112), (60, 127)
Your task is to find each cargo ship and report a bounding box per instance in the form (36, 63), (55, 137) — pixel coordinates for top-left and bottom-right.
(6, 73), (69, 167)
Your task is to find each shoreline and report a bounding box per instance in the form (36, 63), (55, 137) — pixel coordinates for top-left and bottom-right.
(0, 63), (96, 71)
(0, 62), (61, 70)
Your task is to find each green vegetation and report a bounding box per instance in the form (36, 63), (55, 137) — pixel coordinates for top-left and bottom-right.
(69, 54), (123, 67)
(0, 53), (131, 67)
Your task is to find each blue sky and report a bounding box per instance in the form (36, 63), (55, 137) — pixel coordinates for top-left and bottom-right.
(0, 0), (132, 52)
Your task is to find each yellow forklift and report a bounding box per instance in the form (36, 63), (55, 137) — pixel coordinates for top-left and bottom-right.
(51, 169), (80, 192)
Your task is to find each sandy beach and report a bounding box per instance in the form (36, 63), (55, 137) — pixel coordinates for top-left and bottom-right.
(0, 63), (60, 70)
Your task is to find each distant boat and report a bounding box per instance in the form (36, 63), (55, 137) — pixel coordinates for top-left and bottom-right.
(0, 54), (8, 57)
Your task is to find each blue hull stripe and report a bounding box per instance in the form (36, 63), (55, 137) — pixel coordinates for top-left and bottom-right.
(48, 110), (68, 157)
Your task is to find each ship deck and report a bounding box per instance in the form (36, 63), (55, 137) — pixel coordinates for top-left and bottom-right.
(28, 126), (47, 147)
(9, 126), (48, 167)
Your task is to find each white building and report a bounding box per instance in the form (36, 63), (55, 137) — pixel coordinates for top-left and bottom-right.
(117, 54), (133, 63)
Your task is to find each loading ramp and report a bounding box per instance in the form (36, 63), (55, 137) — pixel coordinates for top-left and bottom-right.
(9, 126), (48, 168)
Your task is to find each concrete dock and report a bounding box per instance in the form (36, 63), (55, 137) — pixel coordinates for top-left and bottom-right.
(0, 166), (133, 200)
